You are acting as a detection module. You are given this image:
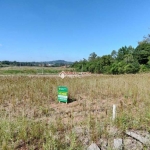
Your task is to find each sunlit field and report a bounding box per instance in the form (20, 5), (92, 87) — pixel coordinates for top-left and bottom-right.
(0, 66), (72, 75)
(0, 74), (150, 149)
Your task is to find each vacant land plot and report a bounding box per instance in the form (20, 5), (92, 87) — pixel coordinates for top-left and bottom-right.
(0, 74), (150, 149)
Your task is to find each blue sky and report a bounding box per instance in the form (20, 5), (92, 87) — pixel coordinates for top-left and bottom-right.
(0, 0), (150, 62)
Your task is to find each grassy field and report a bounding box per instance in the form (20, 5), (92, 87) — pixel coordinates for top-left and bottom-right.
(0, 74), (150, 149)
(0, 66), (73, 75)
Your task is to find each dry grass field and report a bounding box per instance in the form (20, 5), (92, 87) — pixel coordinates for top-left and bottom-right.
(0, 74), (150, 149)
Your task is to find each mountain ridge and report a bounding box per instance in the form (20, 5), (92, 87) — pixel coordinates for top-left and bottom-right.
(41, 60), (73, 65)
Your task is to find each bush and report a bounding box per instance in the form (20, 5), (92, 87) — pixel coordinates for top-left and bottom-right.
(139, 65), (149, 72)
(124, 62), (140, 74)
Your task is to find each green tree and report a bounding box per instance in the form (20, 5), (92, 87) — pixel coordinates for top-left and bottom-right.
(124, 62), (140, 74)
(94, 62), (101, 73)
(111, 50), (117, 59)
(134, 42), (150, 64)
(117, 46), (134, 61)
(117, 46), (128, 61)
(89, 64), (95, 73)
(88, 52), (97, 61)
(100, 55), (114, 66)
(124, 54), (134, 63)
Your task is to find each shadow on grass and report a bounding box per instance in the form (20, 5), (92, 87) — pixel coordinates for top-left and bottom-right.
(68, 98), (77, 103)
(58, 98), (76, 104)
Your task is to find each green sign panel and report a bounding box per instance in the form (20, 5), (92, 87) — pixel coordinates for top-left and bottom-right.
(58, 86), (68, 103)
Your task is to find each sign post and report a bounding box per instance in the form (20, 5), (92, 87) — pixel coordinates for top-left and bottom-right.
(58, 86), (68, 103)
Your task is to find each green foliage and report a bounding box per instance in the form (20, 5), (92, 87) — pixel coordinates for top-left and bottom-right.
(72, 34), (150, 74)
(89, 63), (95, 73)
(134, 41), (150, 64)
(117, 46), (129, 61)
(111, 50), (117, 59)
(94, 62), (101, 73)
(139, 64), (149, 72)
(124, 63), (139, 74)
(110, 62), (119, 74)
(88, 52), (97, 61)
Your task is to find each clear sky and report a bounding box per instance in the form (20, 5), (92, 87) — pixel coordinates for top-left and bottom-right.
(0, 0), (150, 62)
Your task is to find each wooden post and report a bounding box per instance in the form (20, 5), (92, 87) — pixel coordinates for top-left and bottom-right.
(113, 104), (116, 120)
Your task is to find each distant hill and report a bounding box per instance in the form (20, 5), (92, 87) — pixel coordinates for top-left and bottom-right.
(42, 60), (73, 65)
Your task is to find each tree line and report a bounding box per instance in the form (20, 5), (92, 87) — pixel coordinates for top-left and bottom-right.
(71, 34), (150, 74)
(0, 61), (70, 67)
